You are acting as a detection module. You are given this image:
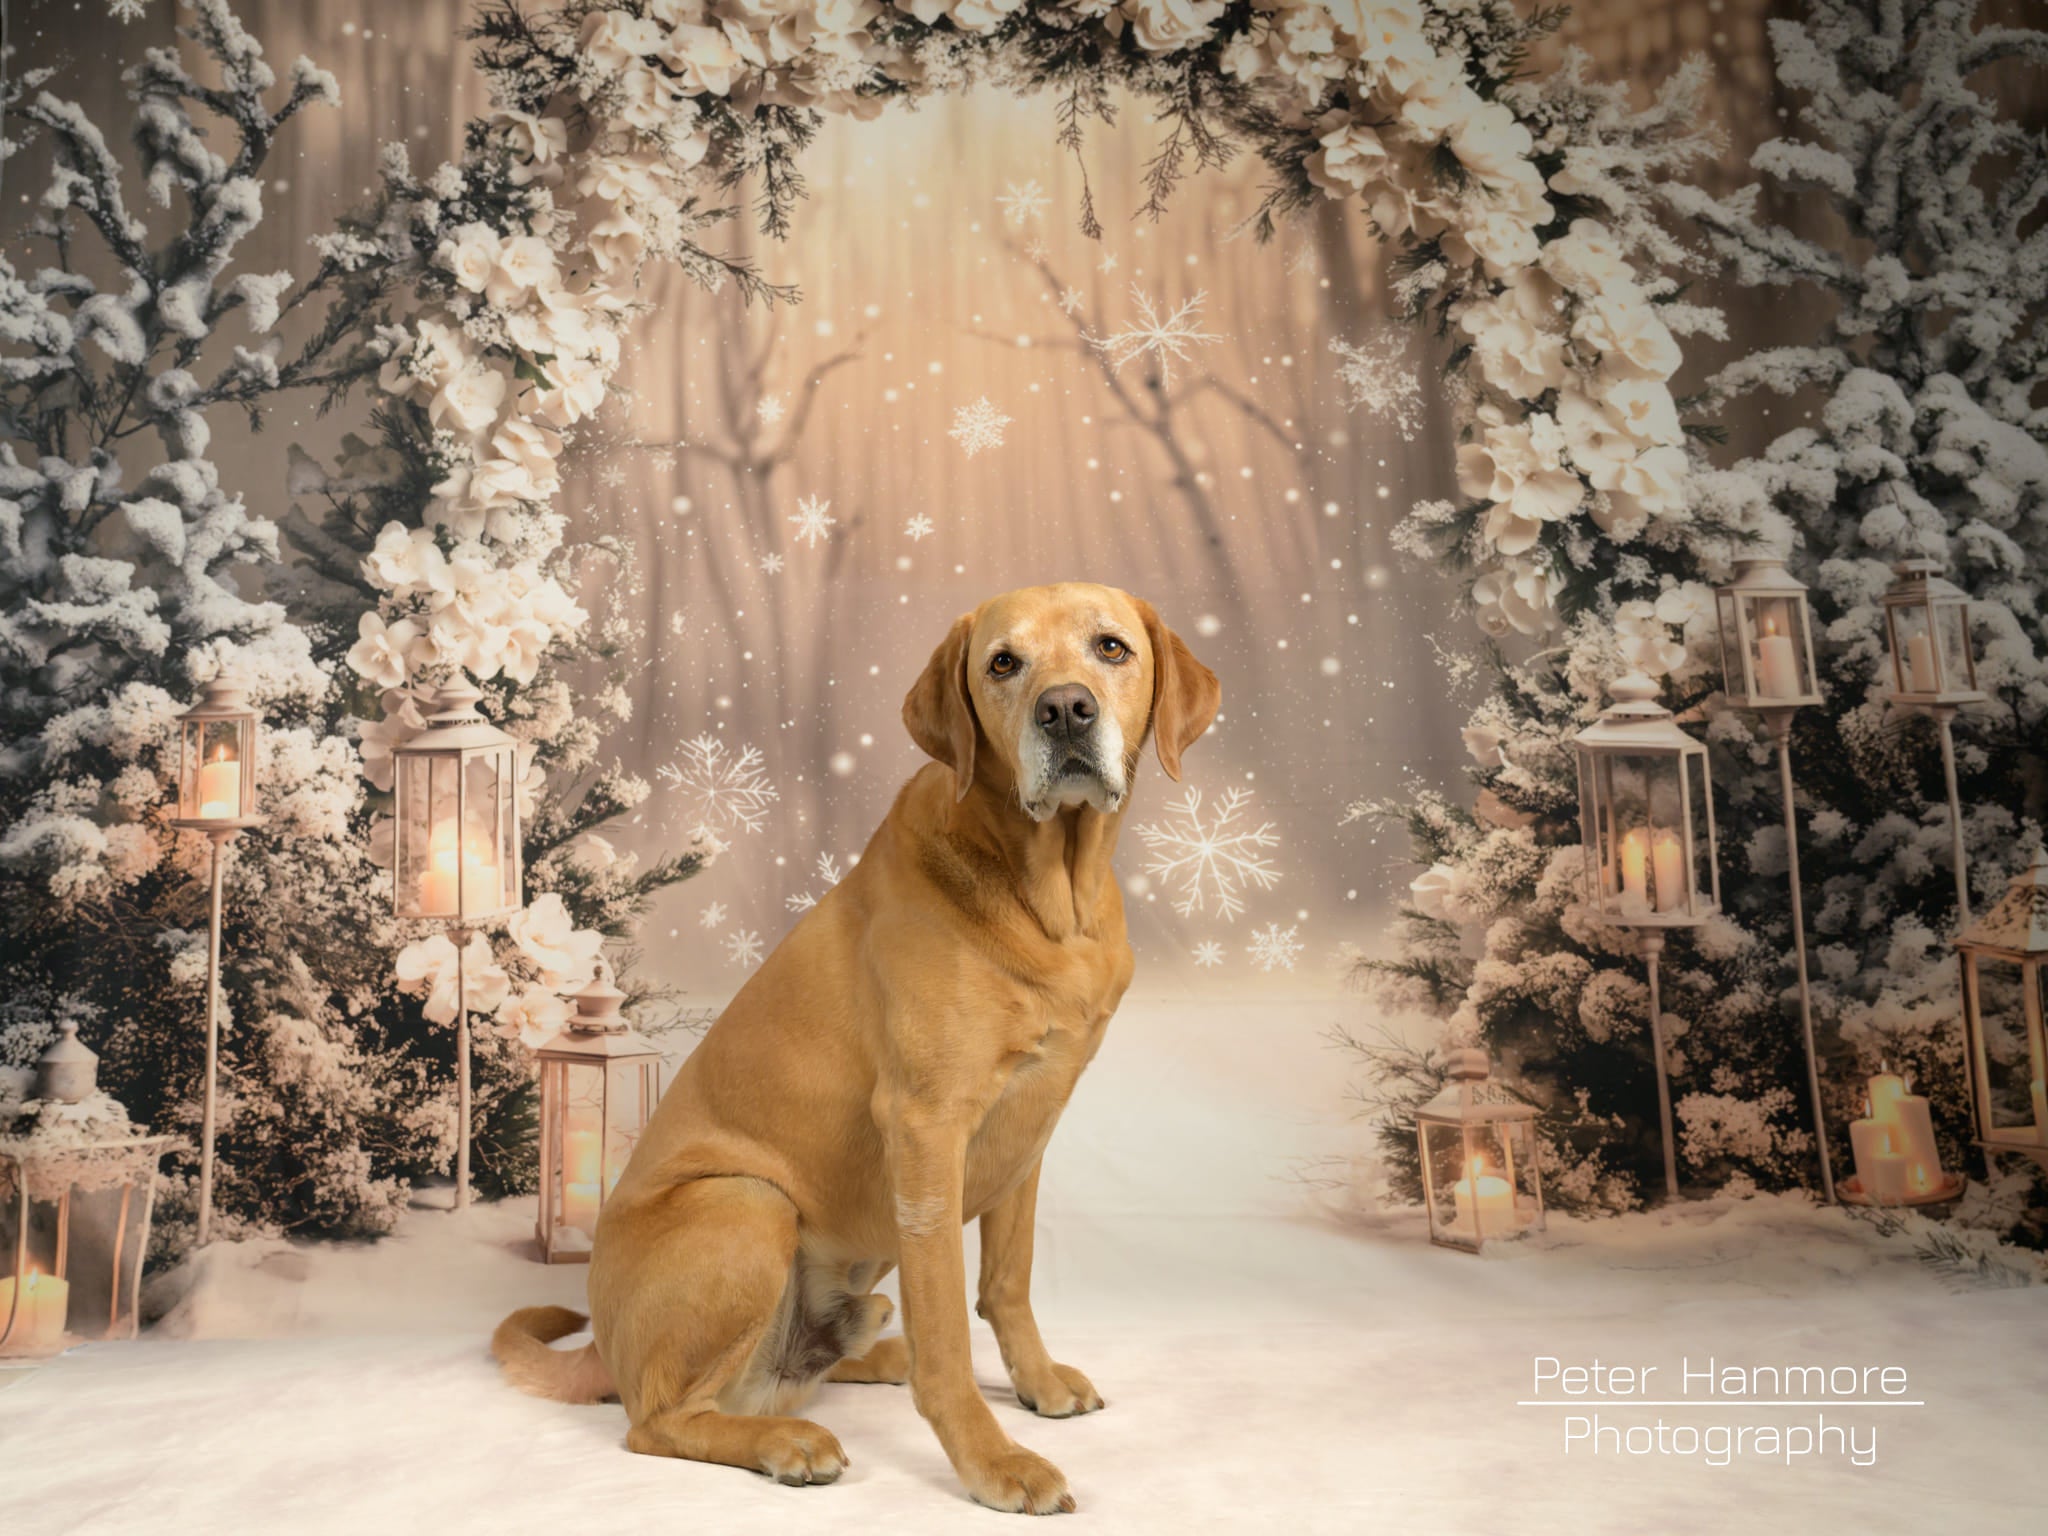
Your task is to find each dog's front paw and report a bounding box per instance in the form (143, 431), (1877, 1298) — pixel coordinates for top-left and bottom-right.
(1014, 1362), (1104, 1419)
(963, 1443), (1075, 1515)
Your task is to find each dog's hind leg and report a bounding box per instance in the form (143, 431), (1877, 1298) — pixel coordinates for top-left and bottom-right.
(590, 1175), (848, 1486)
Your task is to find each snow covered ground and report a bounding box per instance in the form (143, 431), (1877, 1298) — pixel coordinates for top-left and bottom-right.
(3, 996), (2043, 1532)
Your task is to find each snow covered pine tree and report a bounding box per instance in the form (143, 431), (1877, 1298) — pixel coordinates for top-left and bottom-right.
(0, 1), (706, 1257)
(1350, 0), (2047, 1244)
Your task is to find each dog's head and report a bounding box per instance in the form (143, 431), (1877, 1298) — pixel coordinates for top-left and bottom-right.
(902, 583), (1220, 820)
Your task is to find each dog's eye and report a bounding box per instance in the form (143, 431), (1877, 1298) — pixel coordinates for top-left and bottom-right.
(988, 651), (1021, 678)
(1096, 636), (1129, 662)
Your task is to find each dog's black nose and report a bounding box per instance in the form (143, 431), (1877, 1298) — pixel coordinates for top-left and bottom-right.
(1035, 683), (1098, 740)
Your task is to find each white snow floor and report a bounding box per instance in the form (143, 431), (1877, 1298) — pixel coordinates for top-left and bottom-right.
(3, 995), (2044, 1533)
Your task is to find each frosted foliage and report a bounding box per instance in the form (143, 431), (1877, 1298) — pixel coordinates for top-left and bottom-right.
(1354, 0), (2048, 1237)
(1, 3), (705, 1254)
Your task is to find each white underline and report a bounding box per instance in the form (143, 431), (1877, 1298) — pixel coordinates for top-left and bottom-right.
(1516, 1401), (1925, 1408)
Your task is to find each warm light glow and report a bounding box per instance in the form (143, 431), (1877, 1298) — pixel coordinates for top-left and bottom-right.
(196, 741), (242, 819)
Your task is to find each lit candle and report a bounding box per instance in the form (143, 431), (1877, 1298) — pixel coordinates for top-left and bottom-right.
(1448, 1156), (1515, 1240)
(1651, 830), (1686, 913)
(1619, 828), (1650, 914)
(417, 820), (501, 916)
(1905, 627), (1938, 693)
(1754, 613), (1800, 699)
(1850, 1064), (1945, 1201)
(0, 1268), (70, 1356)
(197, 747), (241, 819)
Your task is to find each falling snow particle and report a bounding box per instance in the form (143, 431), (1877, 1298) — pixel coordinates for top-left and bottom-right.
(1247, 923), (1304, 972)
(658, 735), (780, 836)
(757, 393), (787, 426)
(948, 396), (1012, 458)
(788, 494), (836, 549)
(1134, 786), (1282, 922)
(904, 513), (936, 541)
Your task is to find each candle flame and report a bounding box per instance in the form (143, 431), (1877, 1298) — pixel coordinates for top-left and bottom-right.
(1910, 1164), (1929, 1191)
(1763, 614), (1778, 637)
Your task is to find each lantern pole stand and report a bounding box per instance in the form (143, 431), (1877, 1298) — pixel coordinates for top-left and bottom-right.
(1926, 702), (1971, 926)
(451, 922), (473, 1211)
(1760, 707), (1835, 1205)
(1636, 929), (1680, 1203)
(192, 825), (244, 1245)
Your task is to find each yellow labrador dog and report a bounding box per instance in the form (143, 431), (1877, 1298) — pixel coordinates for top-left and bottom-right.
(493, 582), (1218, 1514)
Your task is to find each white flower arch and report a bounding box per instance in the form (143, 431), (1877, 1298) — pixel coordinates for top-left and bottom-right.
(349, 0), (1693, 785)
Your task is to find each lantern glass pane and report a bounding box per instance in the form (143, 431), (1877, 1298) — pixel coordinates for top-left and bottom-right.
(1593, 752), (1688, 919)
(1715, 590), (1744, 696)
(601, 1058), (657, 1195)
(1970, 957), (2042, 1141)
(183, 716), (249, 820)
(1933, 601), (1973, 692)
(398, 752), (459, 918)
(1685, 751), (1715, 913)
(458, 752), (505, 916)
(1894, 601), (1938, 694)
(1745, 594), (1812, 701)
(498, 747), (519, 907)
(558, 1061), (608, 1241)
(1419, 1119), (1539, 1250)
(0, 1147), (158, 1355)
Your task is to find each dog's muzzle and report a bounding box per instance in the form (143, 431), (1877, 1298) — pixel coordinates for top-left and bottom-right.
(1018, 684), (1126, 820)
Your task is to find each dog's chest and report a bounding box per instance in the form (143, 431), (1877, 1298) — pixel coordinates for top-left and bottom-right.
(963, 986), (1115, 1214)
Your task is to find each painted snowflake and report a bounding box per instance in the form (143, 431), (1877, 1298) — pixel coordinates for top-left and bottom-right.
(785, 852), (845, 913)
(998, 179), (1049, 227)
(948, 396), (1011, 458)
(756, 393), (787, 426)
(1193, 941), (1225, 968)
(109, 0), (147, 19)
(658, 734), (780, 835)
(904, 513), (935, 542)
(759, 552), (786, 574)
(1246, 923), (1303, 973)
(699, 901), (728, 929)
(1058, 287), (1084, 316)
(788, 494), (836, 549)
(1097, 251), (1119, 275)
(1331, 331), (1426, 443)
(1134, 786), (1281, 922)
(598, 462), (628, 488)
(725, 929), (765, 968)
(1088, 287), (1221, 388)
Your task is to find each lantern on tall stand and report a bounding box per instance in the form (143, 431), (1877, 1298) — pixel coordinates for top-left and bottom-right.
(2, 1022), (176, 1357)
(1954, 850), (2048, 1173)
(534, 960), (662, 1263)
(1881, 557), (1987, 924)
(171, 678), (264, 1243)
(1715, 556), (1835, 1203)
(1574, 671), (1720, 1201)
(391, 682), (522, 1209)
(1416, 1049), (1544, 1252)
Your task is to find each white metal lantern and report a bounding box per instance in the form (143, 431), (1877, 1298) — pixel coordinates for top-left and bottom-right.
(1715, 557), (1822, 710)
(1574, 673), (1720, 926)
(1416, 1049), (1544, 1253)
(1955, 851), (2048, 1166)
(392, 682), (522, 922)
(534, 961), (662, 1264)
(1882, 558), (1984, 707)
(1, 1022), (175, 1357)
(173, 678), (262, 828)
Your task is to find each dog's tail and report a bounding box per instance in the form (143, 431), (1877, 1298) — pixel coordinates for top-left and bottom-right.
(491, 1306), (616, 1404)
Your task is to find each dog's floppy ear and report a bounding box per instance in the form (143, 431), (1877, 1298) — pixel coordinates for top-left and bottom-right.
(903, 610), (979, 802)
(1136, 599), (1221, 782)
